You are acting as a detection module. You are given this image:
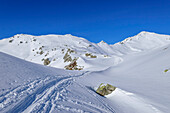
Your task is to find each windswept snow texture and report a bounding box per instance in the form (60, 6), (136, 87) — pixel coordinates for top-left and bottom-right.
(0, 52), (115, 113)
(1, 31), (170, 113)
(79, 41), (170, 113)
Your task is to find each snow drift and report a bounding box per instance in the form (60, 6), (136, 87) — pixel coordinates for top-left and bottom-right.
(1, 31), (170, 113)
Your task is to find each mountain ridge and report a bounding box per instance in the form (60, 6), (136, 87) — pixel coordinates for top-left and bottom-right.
(0, 31), (170, 71)
(1, 31), (170, 112)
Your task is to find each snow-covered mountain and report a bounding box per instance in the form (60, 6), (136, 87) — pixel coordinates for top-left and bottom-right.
(1, 31), (170, 113)
(80, 41), (170, 113)
(0, 34), (121, 71)
(0, 31), (170, 71)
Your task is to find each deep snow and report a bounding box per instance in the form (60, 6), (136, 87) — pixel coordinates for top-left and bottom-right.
(0, 31), (170, 113)
(0, 52), (115, 113)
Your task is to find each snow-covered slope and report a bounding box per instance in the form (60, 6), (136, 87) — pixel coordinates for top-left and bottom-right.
(79, 43), (170, 113)
(0, 52), (115, 113)
(1, 31), (170, 113)
(0, 34), (121, 71)
(1, 31), (170, 71)
(110, 31), (170, 55)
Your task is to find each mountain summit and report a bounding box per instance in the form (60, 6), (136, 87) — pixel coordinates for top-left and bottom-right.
(0, 31), (170, 71)
(1, 31), (170, 113)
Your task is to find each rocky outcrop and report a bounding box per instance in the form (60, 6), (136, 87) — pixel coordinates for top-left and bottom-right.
(64, 58), (83, 70)
(43, 58), (51, 65)
(96, 83), (116, 96)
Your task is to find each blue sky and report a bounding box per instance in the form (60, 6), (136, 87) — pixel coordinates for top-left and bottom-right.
(0, 0), (170, 44)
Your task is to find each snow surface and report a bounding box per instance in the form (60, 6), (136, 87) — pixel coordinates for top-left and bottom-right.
(0, 52), (115, 113)
(79, 44), (170, 113)
(0, 31), (170, 113)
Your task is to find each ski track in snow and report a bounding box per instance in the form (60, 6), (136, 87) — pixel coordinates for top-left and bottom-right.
(76, 83), (116, 113)
(0, 71), (116, 113)
(0, 71), (162, 113)
(1, 32), (170, 113)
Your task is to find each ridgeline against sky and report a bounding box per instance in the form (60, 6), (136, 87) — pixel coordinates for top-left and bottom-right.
(0, 0), (170, 44)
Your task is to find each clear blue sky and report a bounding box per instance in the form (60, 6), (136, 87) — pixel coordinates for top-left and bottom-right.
(0, 0), (170, 44)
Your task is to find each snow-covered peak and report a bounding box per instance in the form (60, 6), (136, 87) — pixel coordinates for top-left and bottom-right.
(98, 40), (107, 44)
(119, 31), (170, 43)
(138, 31), (153, 35)
(1, 31), (170, 113)
(111, 31), (170, 55)
(0, 34), (119, 71)
(97, 40), (110, 48)
(1, 31), (170, 70)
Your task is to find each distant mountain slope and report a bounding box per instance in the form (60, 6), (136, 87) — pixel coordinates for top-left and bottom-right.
(1, 31), (170, 113)
(110, 31), (170, 55)
(79, 41), (170, 113)
(0, 34), (120, 71)
(0, 31), (170, 71)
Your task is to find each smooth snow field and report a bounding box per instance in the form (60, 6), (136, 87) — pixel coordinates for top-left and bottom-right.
(0, 31), (170, 113)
